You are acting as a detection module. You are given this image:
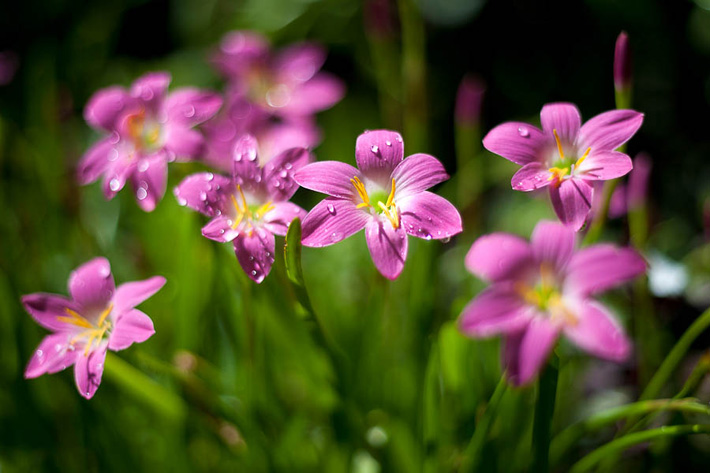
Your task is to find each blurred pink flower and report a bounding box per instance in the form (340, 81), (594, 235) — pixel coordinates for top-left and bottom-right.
(0, 51), (18, 86)
(294, 130), (462, 280)
(455, 75), (485, 126)
(23, 258), (165, 399)
(459, 221), (645, 386)
(483, 103), (643, 231)
(174, 135), (310, 283)
(614, 32), (632, 93)
(78, 72), (222, 211)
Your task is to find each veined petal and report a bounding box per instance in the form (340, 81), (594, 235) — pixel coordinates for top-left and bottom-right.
(164, 88), (222, 127)
(68, 257), (115, 311)
(549, 178), (593, 231)
(74, 342), (108, 399)
(301, 198), (369, 247)
(465, 233), (533, 282)
(398, 191), (462, 240)
(131, 153), (168, 212)
(391, 153), (449, 198)
(263, 201), (307, 236)
(293, 161), (361, 199)
(577, 109), (644, 152)
(459, 286), (532, 337)
(283, 73), (345, 115)
(113, 276), (166, 315)
(365, 218), (408, 280)
(483, 122), (547, 165)
(274, 43), (326, 84)
(77, 138), (116, 185)
(233, 228), (276, 283)
(563, 300), (631, 362)
(355, 130), (404, 183)
(261, 147), (311, 201)
(540, 103), (581, 145)
(22, 294), (83, 332)
(25, 332), (78, 378)
(530, 220), (576, 270)
(108, 309), (155, 351)
(130, 72), (171, 109)
(202, 216), (241, 243)
(515, 317), (560, 386)
(174, 172), (232, 217)
(232, 134), (262, 189)
(163, 126), (204, 161)
(576, 150), (633, 181)
(511, 162), (552, 191)
(564, 244), (646, 296)
(84, 86), (133, 131)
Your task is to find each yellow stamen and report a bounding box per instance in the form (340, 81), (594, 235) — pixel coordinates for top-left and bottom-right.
(553, 129), (565, 160)
(56, 308), (93, 329)
(575, 147), (591, 169)
(255, 201), (274, 219)
(126, 112), (145, 140)
(386, 178), (396, 207)
(350, 176), (370, 207)
(97, 303), (113, 327)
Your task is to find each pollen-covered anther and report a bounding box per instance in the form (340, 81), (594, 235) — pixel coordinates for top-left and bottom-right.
(351, 176), (371, 209)
(61, 304), (114, 356)
(377, 178), (400, 229)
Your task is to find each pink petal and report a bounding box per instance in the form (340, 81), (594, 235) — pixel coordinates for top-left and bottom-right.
(397, 191), (462, 240)
(390, 153), (449, 198)
(257, 120), (321, 159)
(212, 31), (269, 79)
(25, 332), (78, 378)
(263, 201), (307, 236)
(163, 126), (205, 161)
(530, 220), (576, 270)
(164, 88), (222, 127)
(77, 137), (115, 185)
(113, 276), (166, 315)
(101, 158), (136, 200)
(68, 257), (115, 311)
(108, 309), (155, 351)
(302, 198), (369, 247)
(503, 331), (524, 385)
(549, 178), (593, 231)
(355, 130), (404, 184)
(22, 294), (83, 332)
(74, 343), (108, 399)
(365, 218), (408, 280)
(130, 154), (168, 212)
(174, 172), (232, 217)
(84, 86), (134, 131)
(511, 162), (552, 191)
(274, 43), (326, 84)
(577, 109), (644, 152)
(130, 72), (171, 109)
(261, 147), (312, 201)
(233, 228), (276, 283)
(482, 122), (548, 165)
(202, 216), (241, 243)
(540, 103), (581, 145)
(577, 150), (633, 181)
(293, 161), (361, 199)
(465, 233), (534, 282)
(232, 134), (262, 189)
(459, 286), (532, 337)
(283, 73), (345, 115)
(516, 317), (560, 386)
(564, 244), (646, 296)
(563, 300), (631, 362)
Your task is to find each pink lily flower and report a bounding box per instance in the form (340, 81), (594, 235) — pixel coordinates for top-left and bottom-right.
(459, 221), (646, 386)
(293, 130), (462, 280)
(22, 258), (166, 399)
(483, 103), (643, 230)
(78, 72), (222, 211)
(174, 135), (310, 283)
(211, 31), (344, 119)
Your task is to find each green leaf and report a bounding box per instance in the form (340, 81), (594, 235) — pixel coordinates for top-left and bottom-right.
(284, 217), (306, 288)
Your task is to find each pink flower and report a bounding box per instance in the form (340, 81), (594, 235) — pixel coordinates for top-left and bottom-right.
(211, 31), (344, 120)
(458, 221), (646, 386)
(483, 103), (643, 230)
(174, 135), (310, 283)
(294, 130), (462, 280)
(78, 72), (222, 211)
(22, 258), (166, 399)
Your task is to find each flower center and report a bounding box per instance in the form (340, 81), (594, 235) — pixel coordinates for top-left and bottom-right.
(56, 304), (113, 355)
(126, 110), (163, 152)
(350, 176), (400, 229)
(229, 184), (274, 236)
(547, 129), (591, 187)
(516, 263), (578, 326)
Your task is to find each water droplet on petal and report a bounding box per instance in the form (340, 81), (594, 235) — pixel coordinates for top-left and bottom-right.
(177, 197), (187, 206)
(385, 140), (392, 146)
(184, 105), (196, 118)
(284, 162), (293, 170)
(280, 170), (288, 178)
(36, 349), (44, 358)
(206, 172), (214, 181)
(249, 256), (254, 261)
(138, 160), (150, 172)
(327, 204), (336, 215)
(442, 237), (451, 243)
(136, 187), (148, 201)
(251, 270), (257, 276)
(395, 135), (403, 143)
(109, 178), (121, 191)
(235, 153), (243, 162)
(273, 180), (281, 188)
(371, 145), (379, 154)
(109, 131), (120, 144)
(247, 149), (257, 161)
(199, 191), (207, 201)
(518, 127), (530, 137)
(108, 148), (119, 162)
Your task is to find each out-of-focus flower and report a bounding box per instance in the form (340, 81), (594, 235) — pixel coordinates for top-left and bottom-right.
(174, 135), (310, 283)
(294, 130), (462, 280)
(22, 258), (166, 399)
(0, 51), (18, 86)
(590, 153), (652, 220)
(78, 72), (222, 211)
(455, 75), (485, 127)
(614, 32), (632, 94)
(459, 221), (645, 386)
(211, 31), (344, 120)
(483, 103), (643, 231)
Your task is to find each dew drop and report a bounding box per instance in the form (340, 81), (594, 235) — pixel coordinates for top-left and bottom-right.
(254, 175), (262, 183)
(219, 229), (225, 234)
(280, 170), (288, 178)
(36, 349), (44, 358)
(184, 105), (196, 118)
(136, 187), (148, 201)
(206, 172), (214, 181)
(273, 180), (281, 188)
(385, 140), (392, 146)
(199, 192), (207, 201)
(177, 197), (187, 206)
(249, 256), (254, 261)
(235, 153), (243, 162)
(109, 178), (121, 191)
(138, 160), (150, 172)
(247, 148), (257, 161)
(251, 270), (257, 276)
(518, 127), (530, 137)
(284, 162), (293, 170)
(327, 203), (336, 215)
(371, 145), (379, 154)
(395, 135), (403, 143)
(442, 237), (451, 243)
(109, 131), (120, 144)
(108, 148), (119, 162)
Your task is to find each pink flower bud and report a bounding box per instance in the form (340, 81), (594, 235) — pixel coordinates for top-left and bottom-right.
(614, 32), (632, 92)
(455, 75), (485, 126)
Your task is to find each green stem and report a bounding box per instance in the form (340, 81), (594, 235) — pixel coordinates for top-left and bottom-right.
(459, 375), (508, 472)
(583, 178), (621, 245)
(531, 356), (559, 473)
(569, 424), (710, 473)
(641, 306), (710, 402)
